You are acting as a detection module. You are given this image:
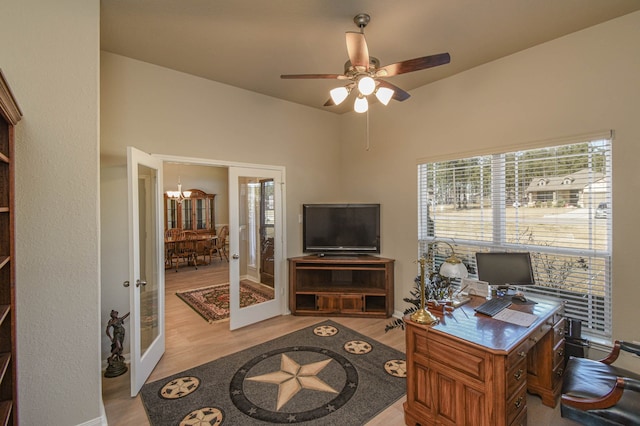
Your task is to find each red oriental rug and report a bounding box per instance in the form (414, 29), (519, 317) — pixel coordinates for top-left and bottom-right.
(176, 282), (272, 323)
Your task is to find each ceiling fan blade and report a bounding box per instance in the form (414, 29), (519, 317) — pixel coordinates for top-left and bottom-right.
(377, 80), (411, 102)
(376, 53), (450, 77)
(280, 73), (344, 79)
(346, 32), (370, 70)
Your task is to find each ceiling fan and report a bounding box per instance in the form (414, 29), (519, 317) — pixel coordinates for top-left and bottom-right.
(281, 13), (450, 112)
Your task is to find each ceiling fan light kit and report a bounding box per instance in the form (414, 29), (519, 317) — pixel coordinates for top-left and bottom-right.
(281, 13), (450, 113)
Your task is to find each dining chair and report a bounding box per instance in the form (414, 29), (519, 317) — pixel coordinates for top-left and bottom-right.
(199, 232), (218, 264)
(164, 228), (184, 271)
(181, 231), (199, 270)
(214, 225), (229, 262)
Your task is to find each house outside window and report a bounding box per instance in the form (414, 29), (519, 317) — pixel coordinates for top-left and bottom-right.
(418, 135), (612, 341)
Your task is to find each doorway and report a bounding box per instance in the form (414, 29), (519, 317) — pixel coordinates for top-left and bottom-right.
(157, 155), (287, 332)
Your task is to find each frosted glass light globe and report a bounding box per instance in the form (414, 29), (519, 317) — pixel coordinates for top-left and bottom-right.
(357, 76), (376, 96)
(329, 87), (349, 105)
(354, 96), (369, 113)
(375, 87), (394, 105)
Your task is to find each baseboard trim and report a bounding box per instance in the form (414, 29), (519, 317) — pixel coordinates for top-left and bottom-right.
(76, 413), (107, 426)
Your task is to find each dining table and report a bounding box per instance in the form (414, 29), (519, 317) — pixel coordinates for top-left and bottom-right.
(164, 232), (218, 270)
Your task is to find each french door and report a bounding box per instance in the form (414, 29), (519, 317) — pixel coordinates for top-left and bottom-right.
(126, 147), (165, 396)
(228, 167), (285, 330)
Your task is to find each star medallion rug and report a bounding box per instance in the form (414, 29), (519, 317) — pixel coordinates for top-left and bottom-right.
(140, 320), (407, 425)
(176, 282), (272, 323)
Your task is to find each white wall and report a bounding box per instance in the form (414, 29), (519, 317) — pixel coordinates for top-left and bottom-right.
(0, 0), (103, 424)
(341, 11), (640, 370)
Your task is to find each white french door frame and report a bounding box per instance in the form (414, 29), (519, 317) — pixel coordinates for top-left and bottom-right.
(127, 147), (165, 396)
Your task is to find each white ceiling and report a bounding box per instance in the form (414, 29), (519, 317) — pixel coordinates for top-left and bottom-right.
(100, 0), (640, 114)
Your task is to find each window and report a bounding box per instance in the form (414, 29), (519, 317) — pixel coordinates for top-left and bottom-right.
(418, 135), (612, 340)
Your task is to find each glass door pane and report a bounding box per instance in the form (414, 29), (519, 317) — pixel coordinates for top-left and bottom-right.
(260, 179), (275, 286)
(138, 164), (160, 355)
(166, 198), (178, 229)
(208, 197), (215, 231)
(195, 198), (206, 230)
(181, 199), (192, 230)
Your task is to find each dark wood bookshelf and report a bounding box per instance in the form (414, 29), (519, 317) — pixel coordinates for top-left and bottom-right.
(0, 69), (22, 426)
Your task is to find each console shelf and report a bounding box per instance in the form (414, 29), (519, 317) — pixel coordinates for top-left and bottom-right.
(288, 255), (394, 318)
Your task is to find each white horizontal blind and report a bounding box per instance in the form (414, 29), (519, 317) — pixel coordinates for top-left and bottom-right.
(418, 138), (612, 340)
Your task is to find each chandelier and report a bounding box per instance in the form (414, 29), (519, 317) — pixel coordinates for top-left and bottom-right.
(166, 177), (191, 204)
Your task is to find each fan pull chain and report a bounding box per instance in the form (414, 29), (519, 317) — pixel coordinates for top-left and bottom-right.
(365, 109), (370, 151)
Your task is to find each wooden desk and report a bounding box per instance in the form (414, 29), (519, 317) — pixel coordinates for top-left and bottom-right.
(404, 296), (565, 426)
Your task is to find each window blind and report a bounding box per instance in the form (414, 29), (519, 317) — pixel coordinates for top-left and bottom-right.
(418, 138), (612, 340)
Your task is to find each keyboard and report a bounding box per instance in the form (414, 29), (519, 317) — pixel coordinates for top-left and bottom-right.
(474, 297), (512, 317)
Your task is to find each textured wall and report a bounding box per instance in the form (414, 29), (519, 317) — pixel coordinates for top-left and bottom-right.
(0, 0), (102, 424)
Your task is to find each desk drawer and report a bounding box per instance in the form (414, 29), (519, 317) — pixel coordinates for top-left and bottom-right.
(507, 338), (532, 369)
(511, 406), (527, 426)
(553, 340), (565, 369)
(507, 384), (527, 425)
(418, 335), (487, 382)
(532, 318), (554, 344)
(552, 355), (565, 390)
(507, 357), (527, 397)
(552, 310), (564, 327)
(553, 318), (566, 346)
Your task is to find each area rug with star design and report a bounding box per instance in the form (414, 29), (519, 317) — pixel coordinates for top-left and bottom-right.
(139, 320), (406, 425)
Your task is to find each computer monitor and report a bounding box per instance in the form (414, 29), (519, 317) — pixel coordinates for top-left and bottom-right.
(475, 252), (535, 288)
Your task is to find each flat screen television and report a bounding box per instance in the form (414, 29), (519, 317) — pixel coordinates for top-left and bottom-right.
(475, 252), (536, 288)
(302, 203), (380, 255)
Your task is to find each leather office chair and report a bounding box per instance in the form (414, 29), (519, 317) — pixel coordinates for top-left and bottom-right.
(561, 340), (640, 425)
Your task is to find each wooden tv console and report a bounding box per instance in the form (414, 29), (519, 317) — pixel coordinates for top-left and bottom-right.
(288, 255), (394, 318)
(404, 297), (565, 426)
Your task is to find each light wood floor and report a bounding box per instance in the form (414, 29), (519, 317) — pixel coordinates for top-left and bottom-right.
(101, 260), (577, 425)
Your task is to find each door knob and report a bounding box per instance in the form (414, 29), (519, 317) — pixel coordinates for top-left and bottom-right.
(123, 280), (130, 287)
(232, 254), (239, 260)
(136, 279), (147, 287)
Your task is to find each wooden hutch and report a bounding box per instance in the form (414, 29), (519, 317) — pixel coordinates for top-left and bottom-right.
(164, 189), (216, 236)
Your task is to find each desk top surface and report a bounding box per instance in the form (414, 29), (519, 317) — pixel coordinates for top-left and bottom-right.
(406, 295), (562, 354)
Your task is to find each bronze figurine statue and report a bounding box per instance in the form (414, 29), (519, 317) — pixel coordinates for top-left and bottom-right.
(105, 309), (130, 377)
